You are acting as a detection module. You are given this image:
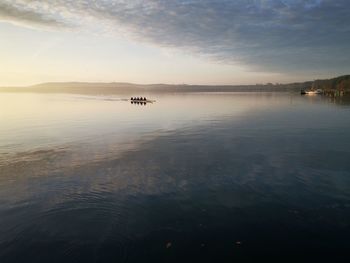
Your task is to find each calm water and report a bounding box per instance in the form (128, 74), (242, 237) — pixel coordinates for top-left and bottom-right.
(0, 92), (350, 262)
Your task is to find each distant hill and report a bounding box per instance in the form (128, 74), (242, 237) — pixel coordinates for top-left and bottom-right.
(0, 81), (310, 94)
(0, 75), (349, 94)
(312, 75), (350, 91)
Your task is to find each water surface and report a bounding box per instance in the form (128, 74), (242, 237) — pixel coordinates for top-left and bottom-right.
(0, 92), (350, 262)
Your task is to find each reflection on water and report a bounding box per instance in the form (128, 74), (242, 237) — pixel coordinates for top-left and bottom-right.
(131, 101), (148, 105)
(0, 92), (350, 262)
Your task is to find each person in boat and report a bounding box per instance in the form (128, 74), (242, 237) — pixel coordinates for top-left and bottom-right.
(144, 97), (147, 101)
(131, 97), (134, 100)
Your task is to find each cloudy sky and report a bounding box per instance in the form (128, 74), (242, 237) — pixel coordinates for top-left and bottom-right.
(0, 0), (349, 86)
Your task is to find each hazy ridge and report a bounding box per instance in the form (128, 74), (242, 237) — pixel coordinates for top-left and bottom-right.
(1, 75), (349, 95)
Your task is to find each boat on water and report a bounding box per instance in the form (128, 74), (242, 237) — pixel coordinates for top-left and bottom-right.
(131, 99), (155, 103)
(130, 97), (155, 103)
(301, 89), (323, 95)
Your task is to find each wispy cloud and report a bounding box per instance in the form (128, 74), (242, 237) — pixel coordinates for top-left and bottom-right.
(1, 0), (350, 74)
(0, 1), (68, 29)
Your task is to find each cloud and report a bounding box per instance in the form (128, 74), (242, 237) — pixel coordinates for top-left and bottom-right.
(1, 0), (350, 74)
(0, 1), (68, 29)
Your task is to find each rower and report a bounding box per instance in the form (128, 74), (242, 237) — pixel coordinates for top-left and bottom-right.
(131, 97), (134, 100)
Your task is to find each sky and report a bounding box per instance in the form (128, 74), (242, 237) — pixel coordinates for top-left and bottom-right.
(0, 0), (349, 86)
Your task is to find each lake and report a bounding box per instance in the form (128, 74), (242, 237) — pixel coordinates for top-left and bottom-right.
(0, 92), (349, 262)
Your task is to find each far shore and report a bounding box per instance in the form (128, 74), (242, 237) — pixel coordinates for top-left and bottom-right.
(1, 75), (349, 95)
(0, 82), (311, 95)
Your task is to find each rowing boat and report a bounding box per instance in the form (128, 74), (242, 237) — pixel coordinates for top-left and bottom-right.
(130, 99), (155, 103)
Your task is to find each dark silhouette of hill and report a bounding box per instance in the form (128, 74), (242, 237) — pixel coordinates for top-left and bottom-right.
(0, 75), (349, 94)
(312, 75), (350, 90)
